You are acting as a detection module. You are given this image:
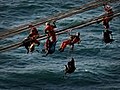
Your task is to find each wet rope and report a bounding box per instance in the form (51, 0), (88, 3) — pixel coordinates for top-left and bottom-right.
(0, 10), (119, 53)
(0, 0), (119, 39)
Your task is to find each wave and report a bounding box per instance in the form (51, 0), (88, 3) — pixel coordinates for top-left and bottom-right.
(1, 67), (120, 90)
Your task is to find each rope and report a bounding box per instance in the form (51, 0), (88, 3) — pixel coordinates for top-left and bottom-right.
(0, 0), (119, 39)
(0, 10), (119, 53)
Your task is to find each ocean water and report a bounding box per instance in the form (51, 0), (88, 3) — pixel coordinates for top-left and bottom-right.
(0, 0), (120, 90)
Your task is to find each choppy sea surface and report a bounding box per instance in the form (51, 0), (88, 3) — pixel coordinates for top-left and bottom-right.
(0, 0), (120, 90)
